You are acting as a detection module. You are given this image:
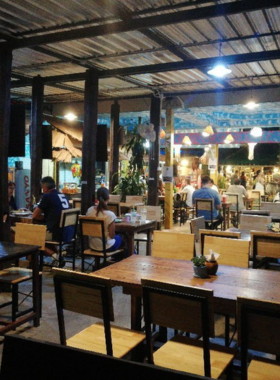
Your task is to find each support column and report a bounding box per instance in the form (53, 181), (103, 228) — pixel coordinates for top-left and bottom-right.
(0, 44), (12, 240)
(164, 107), (174, 229)
(30, 75), (44, 202)
(109, 100), (120, 193)
(209, 145), (219, 186)
(81, 69), (99, 214)
(147, 95), (161, 206)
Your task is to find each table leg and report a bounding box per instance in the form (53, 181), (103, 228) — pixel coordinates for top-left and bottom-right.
(127, 232), (135, 256)
(32, 250), (40, 327)
(146, 229), (152, 256)
(131, 295), (142, 331)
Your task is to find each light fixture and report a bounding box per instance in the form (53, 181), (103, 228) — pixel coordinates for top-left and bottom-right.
(207, 42), (232, 78)
(181, 159), (189, 166)
(250, 127), (262, 137)
(243, 81), (259, 110)
(202, 125), (214, 137)
(144, 139), (150, 148)
(248, 143), (257, 160)
(224, 134), (234, 144)
(182, 135), (192, 145)
(64, 112), (77, 121)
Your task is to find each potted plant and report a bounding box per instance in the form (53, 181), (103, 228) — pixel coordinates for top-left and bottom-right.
(191, 255), (208, 278)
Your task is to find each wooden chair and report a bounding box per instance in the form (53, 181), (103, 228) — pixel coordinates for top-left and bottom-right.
(237, 296), (280, 380)
(247, 190), (261, 210)
(79, 216), (123, 272)
(251, 230), (280, 269)
(190, 216), (206, 242)
(45, 208), (80, 270)
(203, 236), (250, 268)
(195, 199), (219, 230)
(72, 198), (81, 210)
(225, 193), (239, 227)
(134, 206), (162, 254)
(152, 231), (195, 260)
(142, 279), (236, 378)
(107, 202), (120, 216)
(204, 235), (250, 347)
(0, 223), (46, 321)
(53, 269), (145, 358)
(125, 195), (143, 205)
(109, 194), (121, 203)
(239, 214), (272, 231)
(199, 229), (241, 255)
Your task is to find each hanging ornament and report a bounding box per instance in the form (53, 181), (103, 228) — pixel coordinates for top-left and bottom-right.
(248, 143), (257, 160)
(71, 161), (82, 178)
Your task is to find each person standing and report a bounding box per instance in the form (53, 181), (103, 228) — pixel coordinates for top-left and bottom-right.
(8, 181), (17, 211)
(240, 171), (247, 189)
(192, 175), (223, 229)
(230, 170), (239, 185)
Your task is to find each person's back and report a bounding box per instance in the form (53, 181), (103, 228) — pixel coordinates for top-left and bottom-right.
(227, 179), (248, 211)
(181, 179), (195, 207)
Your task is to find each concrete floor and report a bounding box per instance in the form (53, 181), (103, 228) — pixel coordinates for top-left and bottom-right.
(0, 220), (242, 378)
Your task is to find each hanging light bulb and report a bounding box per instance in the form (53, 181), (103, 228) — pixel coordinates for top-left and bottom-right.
(224, 134), (234, 144)
(207, 42), (232, 78)
(64, 112), (77, 121)
(202, 125), (214, 137)
(182, 136), (192, 145)
(244, 83), (259, 110)
(250, 127), (262, 137)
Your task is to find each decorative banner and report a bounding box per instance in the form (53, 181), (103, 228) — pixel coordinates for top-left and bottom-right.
(163, 130), (280, 145)
(162, 166), (173, 183)
(208, 157), (217, 170)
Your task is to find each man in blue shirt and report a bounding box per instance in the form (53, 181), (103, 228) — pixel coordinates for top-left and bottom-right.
(32, 176), (72, 260)
(192, 175), (223, 229)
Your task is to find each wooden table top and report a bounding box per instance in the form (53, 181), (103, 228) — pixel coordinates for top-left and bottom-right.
(0, 241), (39, 262)
(115, 219), (156, 233)
(95, 255), (280, 304)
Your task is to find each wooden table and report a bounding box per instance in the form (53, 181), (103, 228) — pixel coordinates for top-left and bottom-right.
(0, 242), (41, 334)
(95, 255), (280, 331)
(221, 202), (231, 230)
(115, 219), (156, 257)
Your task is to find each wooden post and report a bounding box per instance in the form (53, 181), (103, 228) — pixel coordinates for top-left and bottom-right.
(81, 69), (98, 214)
(109, 100), (120, 193)
(147, 95), (161, 206)
(164, 107), (174, 229)
(0, 43), (12, 240)
(30, 75), (44, 202)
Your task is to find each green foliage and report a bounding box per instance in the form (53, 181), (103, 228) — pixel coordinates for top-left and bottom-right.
(191, 255), (207, 267)
(112, 125), (147, 201)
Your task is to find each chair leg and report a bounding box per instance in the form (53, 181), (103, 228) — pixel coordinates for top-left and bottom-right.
(72, 241), (76, 271)
(12, 284), (19, 322)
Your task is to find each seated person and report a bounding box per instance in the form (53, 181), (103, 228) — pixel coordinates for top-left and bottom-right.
(158, 178), (165, 196)
(192, 175), (223, 229)
(180, 178), (195, 207)
(209, 179), (219, 193)
(86, 187), (122, 254)
(32, 176), (73, 260)
(8, 181), (17, 211)
(273, 174), (280, 202)
(227, 178), (249, 227)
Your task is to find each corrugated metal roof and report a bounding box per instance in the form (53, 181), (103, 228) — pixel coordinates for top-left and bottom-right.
(0, 0), (279, 113)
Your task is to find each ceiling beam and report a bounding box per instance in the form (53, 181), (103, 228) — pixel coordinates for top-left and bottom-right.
(10, 48), (280, 87)
(9, 0), (280, 49)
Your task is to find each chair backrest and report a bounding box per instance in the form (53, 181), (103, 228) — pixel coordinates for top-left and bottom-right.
(109, 194), (121, 203)
(142, 278), (214, 377)
(261, 201), (280, 213)
(199, 229), (241, 255)
(137, 205), (162, 223)
(60, 208), (80, 228)
(204, 236), (250, 268)
(247, 190), (261, 209)
(239, 214), (272, 231)
(52, 268), (115, 355)
(225, 193), (239, 212)
(152, 231), (195, 260)
(107, 202), (120, 216)
(195, 199), (215, 223)
(190, 216), (206, 242)
(241, 209), (270, 216)
(14, 223), (46, 250)
(79, 216), (107, 253)
(250, 230), (280, 268)
(72, 198), (82, 210)
(237, 296), (280, 379)
(125, 195), (143, 204)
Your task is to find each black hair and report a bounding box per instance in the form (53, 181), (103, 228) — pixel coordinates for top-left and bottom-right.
(40, 176), (56, 190)
(201, 176), (211, 185)
(8, 181), (16, 187)
(96, 187), (109, 216)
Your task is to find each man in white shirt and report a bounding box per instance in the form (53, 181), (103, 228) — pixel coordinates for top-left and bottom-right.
(181, 178), (195, 207)
(227, 178), (249, 211)
(210, 179), (219, 193)
(273, 174), (280, 202)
